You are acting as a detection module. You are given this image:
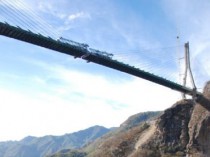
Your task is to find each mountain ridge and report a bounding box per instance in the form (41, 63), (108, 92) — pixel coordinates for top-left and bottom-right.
(0, 125), (110, 157)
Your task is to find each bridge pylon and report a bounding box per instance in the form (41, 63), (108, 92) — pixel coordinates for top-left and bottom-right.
(182, 42), (197, 99)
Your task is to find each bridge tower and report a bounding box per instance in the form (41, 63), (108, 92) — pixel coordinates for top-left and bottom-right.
(182, 42), (197, 99)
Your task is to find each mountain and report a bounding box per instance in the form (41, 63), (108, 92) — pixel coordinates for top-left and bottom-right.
(0, 125), (110, 157)
(50, 81), (210, 157)
(120, 111), (162, 130)
(49, 111), (161, 157)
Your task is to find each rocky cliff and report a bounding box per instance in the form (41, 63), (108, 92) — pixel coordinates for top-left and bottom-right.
(187, 81), (210, 157)
(134, 99), (194, 157)
(129, 81), (210, 157)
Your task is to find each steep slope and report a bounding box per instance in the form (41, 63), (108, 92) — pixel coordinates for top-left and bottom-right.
(134, 99), (194, 157)
(187, 81), (210, 156)
(0, 125), (110, 157)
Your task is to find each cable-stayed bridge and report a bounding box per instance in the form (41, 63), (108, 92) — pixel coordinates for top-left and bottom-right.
(0, 0), (201, 97)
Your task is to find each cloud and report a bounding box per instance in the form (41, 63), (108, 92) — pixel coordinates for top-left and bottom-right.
(67, 12), (90, 22)
(20, 57), (181, 110)
(0, 61), (181, 141)
(37, 1), (67, 20)
(57, 12), (91, 32)
(23, 0), (91, 34)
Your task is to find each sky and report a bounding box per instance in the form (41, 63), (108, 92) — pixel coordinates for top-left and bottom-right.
(0, 0), (210, 141)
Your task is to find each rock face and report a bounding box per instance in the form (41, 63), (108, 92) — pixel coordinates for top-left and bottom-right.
(134, 99), (194, 157)
(134, 81), (210, 157)
(187, 81), (210, 157)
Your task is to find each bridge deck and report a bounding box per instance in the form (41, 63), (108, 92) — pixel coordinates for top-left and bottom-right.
(0, 22), (196, 96)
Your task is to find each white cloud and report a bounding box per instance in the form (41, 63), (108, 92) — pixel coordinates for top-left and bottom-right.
(56, 12), (91, 32)
(55, 67), (179, 109)
(23, 58), (181, 110)
(37, 1), (67, 20)
(68, 12), (89, 21)
(0, 56), (181, 141)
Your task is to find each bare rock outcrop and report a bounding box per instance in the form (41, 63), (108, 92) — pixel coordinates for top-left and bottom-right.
(187, 81), (210, 157)
(132, 81), (210, 157)
(132, 99), (194, 157)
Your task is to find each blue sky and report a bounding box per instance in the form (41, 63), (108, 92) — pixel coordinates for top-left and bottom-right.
(0, 0), (210, 141)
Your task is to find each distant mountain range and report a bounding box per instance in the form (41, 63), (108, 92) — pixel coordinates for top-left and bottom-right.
(0, 125), (110, 157)
(0, 111), (162, 157)
(48, 111), (161, 157)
